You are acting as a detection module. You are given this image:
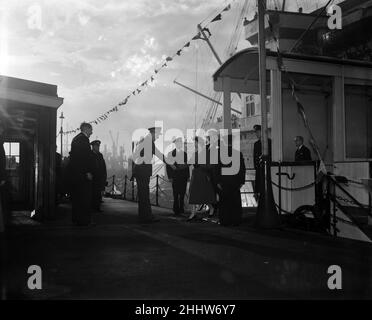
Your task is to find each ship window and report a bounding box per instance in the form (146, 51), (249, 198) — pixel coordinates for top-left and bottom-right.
(245, 95), (255, 117)
(345, 85), (372, 159)
(4, 142), (20, 170)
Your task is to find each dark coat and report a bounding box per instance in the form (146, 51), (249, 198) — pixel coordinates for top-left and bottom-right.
(217, 149), (246, 188)
(253, 138), (272, 194)
(253, 138), (272, 170)
(166, 148), (189, 181)
(217, 149), (246, 226)
(188, 144), (218, 205)
(91, 151), (107, 189)
(69, 132), (94, 183)
(295, 145), (312, 162)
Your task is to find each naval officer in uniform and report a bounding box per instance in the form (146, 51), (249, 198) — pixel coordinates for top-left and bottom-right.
(90, 140), (107, 212)
(132, 127), (168, 223)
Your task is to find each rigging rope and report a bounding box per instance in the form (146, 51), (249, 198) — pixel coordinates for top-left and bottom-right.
(289, 0), (334, 53)
(201, 0), (250, 128)
(194, 43), (198, 130)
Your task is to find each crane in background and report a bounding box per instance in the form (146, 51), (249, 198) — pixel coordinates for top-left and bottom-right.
(109, 130), (119, 160)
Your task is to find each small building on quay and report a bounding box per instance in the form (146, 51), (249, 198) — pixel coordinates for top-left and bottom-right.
(0, 75), (63, 219)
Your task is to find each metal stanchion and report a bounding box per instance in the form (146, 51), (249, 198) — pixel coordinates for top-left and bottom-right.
(278, 162), (282, 215)
(124, 175), (127, 200)
(111, 175), (115, 195)
(132, 179), (134, 201)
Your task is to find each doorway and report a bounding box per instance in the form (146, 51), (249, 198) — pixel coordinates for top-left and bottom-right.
(3, 140), (33, 209)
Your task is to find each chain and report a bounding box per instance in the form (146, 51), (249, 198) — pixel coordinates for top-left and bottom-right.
(334, 194), (369, 208)
(274, 204), (292, 215)
(347, 179), (364, 186)
(334, 215), (356, 226)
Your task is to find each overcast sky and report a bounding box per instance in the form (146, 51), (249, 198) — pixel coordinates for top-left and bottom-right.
(0, 0), (342, 155)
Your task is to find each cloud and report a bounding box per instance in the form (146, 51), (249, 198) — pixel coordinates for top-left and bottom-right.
(78, 12), (91, 26)
(2, 0), (237, 152)
(125, 50), (162, 77)
(144, 36), (158, 51)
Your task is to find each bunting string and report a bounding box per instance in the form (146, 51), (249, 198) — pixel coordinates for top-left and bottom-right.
(63, 2), (234, 136)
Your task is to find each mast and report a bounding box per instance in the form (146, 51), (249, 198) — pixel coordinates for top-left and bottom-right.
(258, 2), (269, 157)
(255, 0), (280, 228)
(174, 80), (241, 114)
(282, 0), (286, 11)
(197, 24), (223, 66)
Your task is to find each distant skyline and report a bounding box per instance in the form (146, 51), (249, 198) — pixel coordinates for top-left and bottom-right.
(0, 0), (343, 155)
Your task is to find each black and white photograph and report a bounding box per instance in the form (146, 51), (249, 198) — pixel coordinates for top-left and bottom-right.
(0, 0), (372, 309)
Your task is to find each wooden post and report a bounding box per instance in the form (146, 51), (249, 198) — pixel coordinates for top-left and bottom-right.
(255, 0), (280, 228)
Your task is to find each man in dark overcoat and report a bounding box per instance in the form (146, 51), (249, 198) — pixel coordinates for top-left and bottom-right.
(69, 122), (94, 226)
(294, 135), (312, 162)
(253, 125), (272, 199)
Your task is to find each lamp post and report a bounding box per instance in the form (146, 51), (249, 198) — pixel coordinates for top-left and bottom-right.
(255, 0), (280, 228)
(59, 112), (64, 157)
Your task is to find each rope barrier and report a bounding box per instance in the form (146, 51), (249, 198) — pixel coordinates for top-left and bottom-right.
(159, 188), (172, 198)
(158, 175), (171, 182)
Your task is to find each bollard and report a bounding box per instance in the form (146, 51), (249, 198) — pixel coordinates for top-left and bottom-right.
(255, 157), (281, 228)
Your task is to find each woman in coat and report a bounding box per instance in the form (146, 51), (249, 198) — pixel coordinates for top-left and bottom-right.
(187, 136), (218, 221)
(216, 136), (246, 226)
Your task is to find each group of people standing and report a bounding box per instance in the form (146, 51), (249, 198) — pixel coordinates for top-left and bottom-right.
(68, 122), (107, 226)
(1, 119), (314, 230)
(132, 127), (246, 227)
